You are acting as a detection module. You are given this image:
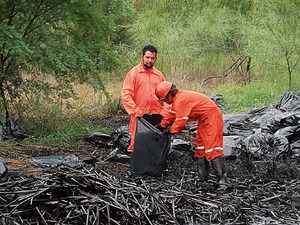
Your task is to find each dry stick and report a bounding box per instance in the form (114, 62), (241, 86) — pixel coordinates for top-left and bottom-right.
(141, 179), (150, 192)
(131, 192), (153, 225)
(120, 193), (131, 215)
(36, 207), (48, 225)
(66, 208), (74, 220)
(95, 206), (100, 225)
(85, 206), (89, 225)
(108, 192), (134, 217)
(7, 187), (51, 214)
(229, 213), (242, 225)
(260, 194), (281, 202)
(172, 199), (176, 218)
(179, 170), (186, 190)
(150, 193), (182, 225)
(80, 191), (123, 211)
(106, 204), (110, 225)
(109, 217), (121, 225)
(180, 195), (209, 223)
(183, 193), (219, 208)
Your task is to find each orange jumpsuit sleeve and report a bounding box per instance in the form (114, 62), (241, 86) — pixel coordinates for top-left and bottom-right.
(122, 68), (143, 117)
(169, 98), (193, 134)
(160, 108), (176, 128)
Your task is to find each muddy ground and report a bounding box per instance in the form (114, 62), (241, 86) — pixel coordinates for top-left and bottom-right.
(0, 114), (299, 224)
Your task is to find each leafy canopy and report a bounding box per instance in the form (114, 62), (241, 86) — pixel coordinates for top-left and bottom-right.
(0, 0), (135, 115)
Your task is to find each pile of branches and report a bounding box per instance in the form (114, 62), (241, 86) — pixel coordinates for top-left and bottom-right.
(0, 156), (299, 224)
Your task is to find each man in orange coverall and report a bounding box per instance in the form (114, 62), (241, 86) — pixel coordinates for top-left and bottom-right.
(121, 45), (165, 152)
(155, 81), (229, 190)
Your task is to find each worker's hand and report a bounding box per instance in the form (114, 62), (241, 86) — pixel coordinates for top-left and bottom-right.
(135, 110), (144, 118)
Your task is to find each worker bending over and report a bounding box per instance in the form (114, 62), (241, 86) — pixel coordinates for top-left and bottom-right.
(155, 81), (229, 190)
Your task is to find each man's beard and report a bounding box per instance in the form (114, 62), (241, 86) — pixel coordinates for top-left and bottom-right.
(143, 62), (153, 69)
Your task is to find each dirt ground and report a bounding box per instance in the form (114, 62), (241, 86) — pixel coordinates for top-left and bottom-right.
(0, 114), (129, 176)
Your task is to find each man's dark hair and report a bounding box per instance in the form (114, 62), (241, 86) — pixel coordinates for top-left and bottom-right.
(168, 84), (178, 97)
(142, 45), (158, 56)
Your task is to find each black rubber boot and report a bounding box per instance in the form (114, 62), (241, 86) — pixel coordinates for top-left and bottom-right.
(211, 157), (229, 190)
(197, 158), (209, 181)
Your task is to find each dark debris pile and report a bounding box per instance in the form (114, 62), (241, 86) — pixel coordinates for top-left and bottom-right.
(0, 153), (299, 225)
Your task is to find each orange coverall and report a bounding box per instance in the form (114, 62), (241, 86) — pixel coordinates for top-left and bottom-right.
(160, 90), (224, 161)
(122, 63), (165, 151)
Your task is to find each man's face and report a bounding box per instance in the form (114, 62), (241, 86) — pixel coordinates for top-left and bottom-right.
(141, 51), (157, 69)
(158, 94), (173, 105)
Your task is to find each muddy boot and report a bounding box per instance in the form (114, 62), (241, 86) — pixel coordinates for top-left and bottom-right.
(197, 158), (209, 181)
(211, 157), (229, 190)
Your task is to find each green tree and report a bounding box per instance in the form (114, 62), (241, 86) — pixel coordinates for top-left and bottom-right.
(244, 0), (300, 90)
(0, 0), (135, 124)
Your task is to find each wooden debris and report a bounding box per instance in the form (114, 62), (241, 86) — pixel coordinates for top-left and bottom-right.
(0, 157), (299, 224)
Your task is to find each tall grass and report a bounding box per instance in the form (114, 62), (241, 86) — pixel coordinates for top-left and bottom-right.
(3, 0), (299, 147)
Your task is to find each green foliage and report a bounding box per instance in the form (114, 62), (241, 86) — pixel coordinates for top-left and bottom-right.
(33, 117), (112, 147)
(240, 0), (300, 89)
(0, 0), (136, 116)
(127, 1), (247, 80)
(218, 82), (279, 113)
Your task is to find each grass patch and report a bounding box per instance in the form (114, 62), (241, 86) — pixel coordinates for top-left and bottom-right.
(22, 116), (112, 148)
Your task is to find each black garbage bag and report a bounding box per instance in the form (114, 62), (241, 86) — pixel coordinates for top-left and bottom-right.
(274, 125), (300, 140)
(85, 132), (112, 147)
(5, 116), (29, 141)
(269, 134), (291, 159)
(105, 148), (131, 164)
(241, 133), (290, 159)
(267, 111), (300, 133)
(142, 114), (163, 126)
(223, 114), (250, 136)
(130, 117), (170, 177)
(110, 125), (130, 152)
(107, 114), (163, 164)
(30, 155), (80, 168)
(0, 157), (8, 178)
(275, 91), (300, 112)
(208, 93), (228, 110)
(223, 136), (242, 159)
(168, 138), (191, 160)
(248, 106), (282, 132)
(226, 117), (257, 140)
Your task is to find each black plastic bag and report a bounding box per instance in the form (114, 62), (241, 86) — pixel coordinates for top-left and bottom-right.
(29, 155), (80, 168)
(85, 132), (112, 147)
(110, 125), (130, 151)
(0, 157), (8, 178)
(5, 116), (28, 141)
(130, 117), (170, 177)
(241, 133), (290, 159)
(275, 91), (300, 112)
(168, 138), (191, 160)
(105, 148), (131, 163)
(223, 135), (241, 159)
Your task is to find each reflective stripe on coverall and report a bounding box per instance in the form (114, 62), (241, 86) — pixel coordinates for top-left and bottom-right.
(121, 63), (165, 151)
(160, 90), (224, 161)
